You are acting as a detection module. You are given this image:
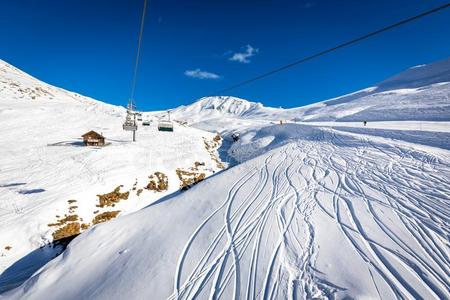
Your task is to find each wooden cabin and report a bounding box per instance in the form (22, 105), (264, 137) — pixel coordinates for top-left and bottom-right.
(82, 131), (105, 146)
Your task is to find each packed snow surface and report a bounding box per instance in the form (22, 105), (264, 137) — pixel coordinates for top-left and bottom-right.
(6, 124), (450, 300)
(1, 57), (450, 299)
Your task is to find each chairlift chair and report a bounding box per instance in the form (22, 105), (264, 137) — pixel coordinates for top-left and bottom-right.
(158, 120), (174, 132)
(157, 110), (174, 132)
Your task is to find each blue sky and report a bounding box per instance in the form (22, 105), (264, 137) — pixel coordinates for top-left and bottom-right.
(1, 0), (449, 110)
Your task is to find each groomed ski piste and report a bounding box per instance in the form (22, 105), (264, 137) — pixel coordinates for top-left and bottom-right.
(1, 57), (450, 299)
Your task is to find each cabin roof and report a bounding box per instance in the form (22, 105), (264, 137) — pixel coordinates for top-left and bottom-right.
(82, 130), (104, 139)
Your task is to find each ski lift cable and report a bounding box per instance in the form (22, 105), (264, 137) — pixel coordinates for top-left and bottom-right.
(129, 0), (149, 102)
(209, 3), (450, 96)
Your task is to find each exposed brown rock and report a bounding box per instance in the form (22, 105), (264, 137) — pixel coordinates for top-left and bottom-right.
(96, 186), (129, 207)
(146, 172), (168, 192)
(48, 214), (79, 227)
(52, 222), (81, 241)
(203, 137), (225, 169)
(92, 211), (121, 225)
(176, 168), (206, 190)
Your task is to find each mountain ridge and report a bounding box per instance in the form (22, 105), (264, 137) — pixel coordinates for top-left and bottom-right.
(2, 56), (449, 123)
(170, 57), (450, 123)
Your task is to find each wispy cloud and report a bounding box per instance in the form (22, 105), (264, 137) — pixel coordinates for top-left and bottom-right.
(184, 69), (221, 80)
(229, 45), (259, 64)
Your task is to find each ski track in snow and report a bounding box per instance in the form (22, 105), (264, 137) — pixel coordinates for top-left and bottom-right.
(167, 128), (450, 300)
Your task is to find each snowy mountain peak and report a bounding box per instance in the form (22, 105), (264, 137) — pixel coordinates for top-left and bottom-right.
(180, 96), (264, 116)
(0, 59), (60, 102)
(0, 59), (124, 117)
(0, 59), (24, 76)
(166, 96), (274, 125)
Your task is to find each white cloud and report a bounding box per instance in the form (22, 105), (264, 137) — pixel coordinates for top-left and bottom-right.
(229, 45), (259, 64)
(184, 69), (221, 80)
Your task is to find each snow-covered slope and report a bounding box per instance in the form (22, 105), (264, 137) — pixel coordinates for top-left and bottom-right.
(173, 96), (265, 117)
(288, 57), (450, 122)
(376, 58), (450, 90)
(172, 57), (450, 125)
(163, 96), (279, 126)
(6, 124), (450, 300)
(1, 57), (450, 299)
(0, 59), (226, 292)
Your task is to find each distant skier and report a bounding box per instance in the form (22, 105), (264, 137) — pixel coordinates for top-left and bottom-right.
(363, 121), (367, 126)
